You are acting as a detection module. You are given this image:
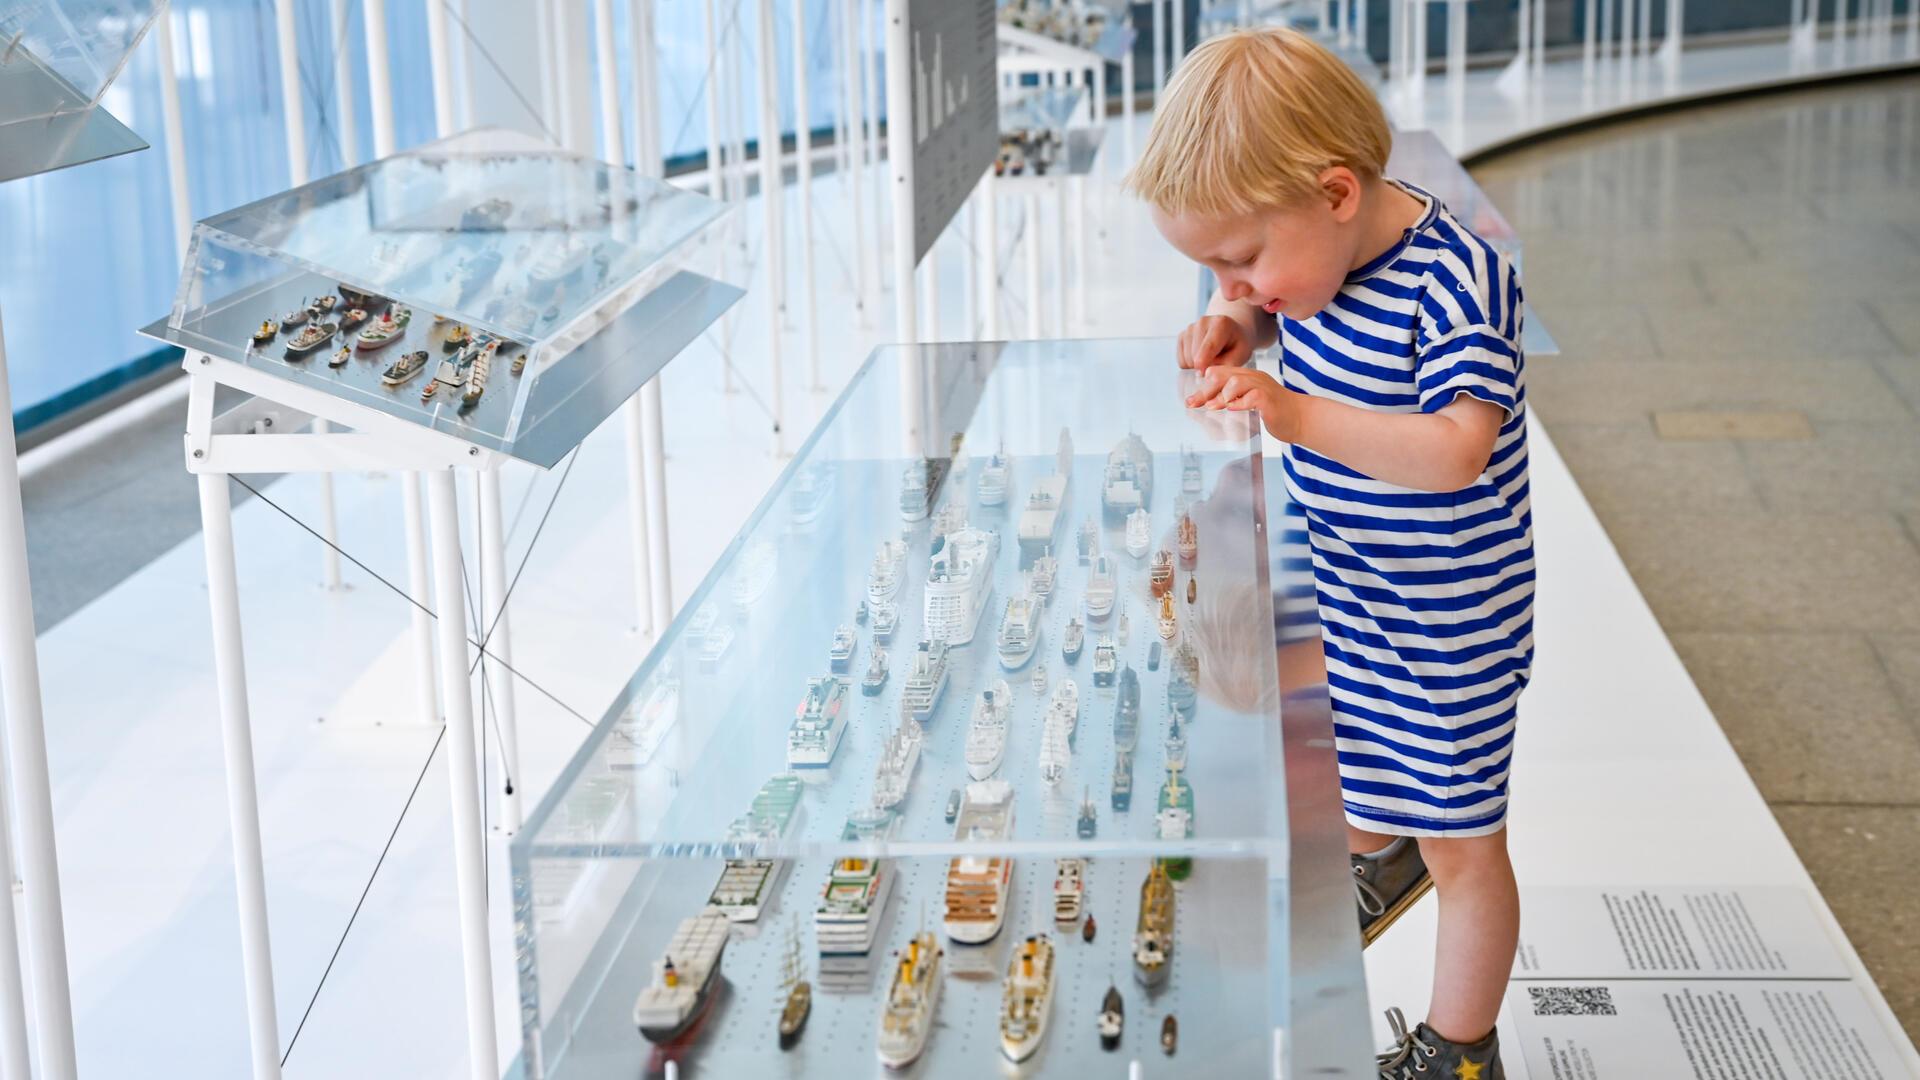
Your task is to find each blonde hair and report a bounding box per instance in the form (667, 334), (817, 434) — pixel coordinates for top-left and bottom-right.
(1125, 28), (1392, 216)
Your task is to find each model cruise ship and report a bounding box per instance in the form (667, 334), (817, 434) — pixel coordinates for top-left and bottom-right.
(1114, 665), (1141, 751)
(1054, 857), (1086, 922)
(999, 934), (1057, 1062)
(1038, 680), (1078, 786)
(1086, 554), (1117, 621)
(787, 676), (850, 768)
(1030, 551), (1058, 604)
(1103, 433), (1153, 517)
(901, 639), (951, 722)
(698, 623), (735, 671)
(608, 674), (679, 769)
(875, 929), (943, 1068)
(706, 773), (805, 922)
(816, 812), (896, 956)
(1150, 549), (1175, 597)
(964, 680), (1013, 780)
(829, 625), (857, 673)
(871, 720), (923, 811)
(1125, 507), (1151, 558)
(1062, 617), (1085, 663)
(632, 911), (731, 1043)
(925, 526), (999, 646)
(730, 540), (777, 610)
(900, 458), (946, 522)
(872, 601), (899, 644)
(1134, 861), (1176, 987)
(996, 593), (1041, 670)
(868, 539), (907, 607)
(978, 447), (1010, 506)
(944, 780), (1016, 943)
(1092, 635), (1117, 685)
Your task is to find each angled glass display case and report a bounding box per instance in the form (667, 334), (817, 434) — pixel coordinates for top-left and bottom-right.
(139, 128), (739, 465)
(510, 339), (1371, 1078)
(998, 86), (1104, 181)
(0, 0), (165, 180)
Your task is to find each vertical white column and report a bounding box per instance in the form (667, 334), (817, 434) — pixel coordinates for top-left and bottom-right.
(632, 0), (673, 631)
(423, 471), (501, 1080)
(758, 0), (788, 452)
(962, 194), (978, 337)
(1052, 178), (1068, 335)
(884, 0), (916, 345)
(792, 0), (822, 389)
(840, 0), (871, 319)
(594, 0), (624, 163)
(1121, 16), (1135, 162)
(365, 0), (397, 158)
(1171, 0), (1185, 73)
(1582, 0), (1597, 85)
(532, 0), (558, 132)
(642, 377), (673, 630)
(274, 0), (307, 186)
(632, 0), (660, 173)
(0, 731), (26, 1080)
(703, 0), (728, 198)
(196, 469), (281, 1080)
(1072, 174), (1088, 330)
(476, 471), (521, 832)
(921, 236), (940, 341)
(1151, 0), (1166, 107)
(1024, 191), (1041, 338)
(330, 0), (360, 166)
(155, 10), (192, 256)
(867, 0), (887, 293)
(425, 0), (456, 136)
(980, 171), (999, 339)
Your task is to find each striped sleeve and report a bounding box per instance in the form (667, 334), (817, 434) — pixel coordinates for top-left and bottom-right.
(1414, 240), (1525, 418)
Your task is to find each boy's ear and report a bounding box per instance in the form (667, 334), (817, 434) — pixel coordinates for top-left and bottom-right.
(1318, 166), (1362, 223)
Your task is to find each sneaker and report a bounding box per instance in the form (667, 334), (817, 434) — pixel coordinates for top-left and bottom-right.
(1376, 1007), (1504, 1080)
(1354, 836), (1433, 947)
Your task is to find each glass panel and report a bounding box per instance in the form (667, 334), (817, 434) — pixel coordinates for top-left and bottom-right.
(0, 0), (164, 122)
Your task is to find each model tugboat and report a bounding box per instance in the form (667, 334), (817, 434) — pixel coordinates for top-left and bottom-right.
(1103, 433), (1153, 517)
(862, 648), (890, 695)
(996, 592), (1040, 670)
(777, 920), (811, 1049)
(1162, 1014), (1179, 1054)
(998, 934), (1057, 1062)
(631, 911), (730, 1043)
(1086, 555), (1117, 622)
(828, 625), (857, 673)
(339, 308), (369, 332)
(379, 349), (429, 387)
(1030, 551), (1058, 604)
(1039, 680), (1078, 786)
(1099, 985), (1125, 1049)
(1125, 507), (1151, 558)
(327, 345), (351, 368)
(871, 720), (922, 811)
(356, 306), (411, 349)
(964, 680), (1012, 780)
(282, 322), (336, 360)
(1053, 858), (1086, 922)
(1084, 912), (1097, 942)
(875, 928), (943, 1069)
(1114, 665), (1140, 751)
(944, 780), (1015, 943)
(817, 811), (897, 955)
(1112, 749), (1134, 811)
(1093, 635), (1117, 686)
(901, 639), (950, 722)
(250, 320), (277, 346)
(1134, 861), (1176, 987)
(1076, 518), (1099, 564)
(1077, 788), (1098, 838)
(278, 303), (310, 332)
(1150, 549), (1175, 597)
(977, 446), (1010, 506)
(925, 526), (998, 646)
(1062, 617), (1085, 663)
(1158, 592), (1179, 640)
(868, 539), (907, 607)
(787, 676), (850, 769)
(872, 601), (899, 644)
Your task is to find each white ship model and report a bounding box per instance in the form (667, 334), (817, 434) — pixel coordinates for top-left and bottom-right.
(1077, 518), (1100, 564)
(1092, 635), (1117, 685)
(1086, 555), (1117, 621)
(608, 675), (679, 769)
(706, 773), (805, 922)
(1158, 592), (1179, 640)
(789, 463), (834, 525)
(686, 602), (719, 643)
(925, 526), (999, 646)
(829, 625), (857, 673)
(862, 648), (890, 695)
(901, 639), (951, 722)
(978, 447), (1010, 506)
(1125, 507), (1151, 558)
(1181, 444), (1203, 496)
(996, 592), (1041, 670)
(1103, 433), (1153, 517)
(999, 933), (1057, 1063)
(1031, 660), (1049, 694)
(1114, 665), (1141, 751)
(817, 811), (897, 956)
(632, 911), (730, 1043)
(868, 540), (907, 607)
(787, 676), (850, 768)
(730, 540), (777, 610)
(872, 601), (899, 644)
(871, 720), (923, 810)
(698, 623), (735, 671)
(944, 780), (1016, 943)
(1062, 617), (1085, 663)
(1038, 680), (1079, 786)
(1053, 858), (1086, 922)
(901, 458), (946, 522)
(964, 680), (1013, 780)
(875, 929), (943, 1069)
(1029, 551), (1058, 604)
(1017, 473), (1068, 554)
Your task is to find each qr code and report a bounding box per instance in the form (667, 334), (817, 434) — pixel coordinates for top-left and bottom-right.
(1527, 986), (1618, 1017)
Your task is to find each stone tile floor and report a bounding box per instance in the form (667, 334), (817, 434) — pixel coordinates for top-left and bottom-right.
(1474, 73), (1920, 1036)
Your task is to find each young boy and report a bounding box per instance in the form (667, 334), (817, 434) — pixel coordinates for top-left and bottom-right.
(1126, 28), (1532, 1080)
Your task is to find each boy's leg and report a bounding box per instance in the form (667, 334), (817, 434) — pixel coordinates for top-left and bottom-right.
(1417, 829), (1520, 1044)
(1349, 823), (1395, 854)
(1351, 823), (1432, 947)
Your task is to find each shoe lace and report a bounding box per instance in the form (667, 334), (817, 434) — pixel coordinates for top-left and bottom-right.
(1375, 1008), (1439, 1078)
(1354, 861), (1387, 917)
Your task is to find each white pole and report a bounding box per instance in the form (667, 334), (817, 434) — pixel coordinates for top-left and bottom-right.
(1152, 0), (1166, 108)
(758, 0), (788, 453)
(632, 0), (660, 172)
(792, 0), (822, 389)
(1053, 178), (1068, 335)
(0, 739), (26, 1080)
(476, 471), (522, 832)
(1171, 0), (1185, 72)
(330, 0), (360, 166)
(841, 0), (871, 319)
(980, 171), (998, 339)
(884, 0), (916, 345)
(865, 0), (886, 295)
(274, 0), (307, 186)
(962, 194), (978, 337)
(731, 6), (751, 235)
(832, 0), (850, 179)
(702, 0), (727, 191)
(365, 0), (397, 158)
(1122, 16), (1135, 162)
(622, 399), (654, 636)
(532, 0), (558, 135)
(1024, 191), (1041, 338)
(196, 469), (282, 1080)
(423, 470), (501, 1080)
(1072, 173), (1088, 330)
(1582, 0), (1596, 84)
(155, 11), (192, 256)
(425, 0), (456, 137)
(642, 377), (674, 629)
(594, 0), (624, 163)
(921, 235), (940, 341)
(400, 474), (439, 725)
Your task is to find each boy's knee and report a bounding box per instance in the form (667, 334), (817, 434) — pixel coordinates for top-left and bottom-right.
(1417, 831), (1511, 883)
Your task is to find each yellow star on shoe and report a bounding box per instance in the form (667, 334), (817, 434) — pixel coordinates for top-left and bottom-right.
(1454, 1059), (1485, 1080)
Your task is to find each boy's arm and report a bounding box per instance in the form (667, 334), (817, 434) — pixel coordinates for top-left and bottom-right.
(1205, 288), (1278, 350)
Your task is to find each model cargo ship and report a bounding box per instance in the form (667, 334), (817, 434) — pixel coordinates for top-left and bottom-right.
(872, 601), (899, 644)
(875, 929), (943, 1068)
(729, 540), (776, 610)
(996, 592), (1041, 669)
(1114, 665), (1140, 751)
(1178, 510), (1198, 566)
(631, 911), (730, 1043)
(1133, 861), (1175, 987)
(1077, 518), (1099, 564)
(1093, 635), (1117, 686)
(787, 676), (850, 768)
(608, 674), (680, 769)
(871, 720), (923, 811)
(900, 639), (950, 722)
(999, 933), (1057, 1062)
(706, 773), (805, 922)
(1150, 549), (1175, 597)
(1038, 679), (1078, 786)
(964, 680), (1012, 780)
(1018, 473), (1068, 554)
(944, 780), (1015, 944)
(1103, 433), (1153, 517)
(925, 526), (999, 646)
(789, 463), (834, 526)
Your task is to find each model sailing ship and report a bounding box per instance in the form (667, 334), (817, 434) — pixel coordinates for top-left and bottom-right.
(999, 933), (1057, 1062)
(1062, 616), (1085, 663)
(631, 911), (730, 1043)
(944, 780), (1015, 943)
(875, 927), (943, 1068)
(706, 773), (804, 922)
(964, 680), (1012, 780)
(1085, 554), (1117, 621)
(1038, 679), (1079, 786)
(868, 539), (907, 607)
(1150, 549), (1175, 597)
(817, 812), (896, 955)
(1134, 861), (1176, 987)
(787, 676), (850, 769)
(777, 920), (811, 1048)
(925, 526), (999, 646)
(871, 720), (923, 811)
(900, 639), (950, 722)
(978, 446), (1010, 506)
(996, 592), (1041, 669)
(1053, 857), (1086, 922)
(1103, 433), (1153, 517)
(1125, 507), (1151, 558)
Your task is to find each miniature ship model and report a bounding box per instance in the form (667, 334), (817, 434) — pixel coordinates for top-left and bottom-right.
(356, 306), (411, 349)
(944, 780), (1015, 943)
(328, 345), (351, 368)
(1078, 788), (1098, 838)
(1038, 680), (1079, 786)
(1076, 518), (1099, 564)
(829, 625), (857, 673)
(1125, 507), (1151, 558)
(1178, 511), (1198, 566)
(787, 676), (850, 768)
(1062, 617), (1085, 663)
(875, 929), (943, 1068)
(1092, 635), (1117, 685)
(283, 322), (336, 360)
(1099, 984), (1125, 1049)
(862, 648), (890, 695)
(778, 922), (811, 1049)
(631, 911), (730, 1043)
(1085, 555), (1117, 621)
(1134, 861), (1176, 987)
(1148, 640), (1163, 671)
(608, 675), (681, 769)
(900, 457), (947, 522)
(789, 463), (833, 525)
(1084, 913), (1097, 942)
(379, 350), (428, 386)
(1103, 433), (1153, 517)
(729, 540), (776, 609)
(964, 680), (1012, 780)
(1158, 592), (1179, 640)
(1157, 767), (1196, 881)
(1187, 574), (1197, 605)
(443, 323), (472, 350)
(999, 934), (1057, 1062)
(706, 773), (805, 922)
(900, 639), (950, 722)
(931, 500), (968, 544)
(871, 720), (923, 811)
(1168, 640), (1200, 716)
(1018, 473), (1069, 554)
(1114, 665), (1141, 751)
(1164, 714), (1188, 771)
(279, 304), (309, 331)
(868, 539), (907, 607)
(996, 592), (1041, 670)
(872, 601), (899, 644)
(459, 341), (491, 409)
(698, 623), (735, 670)
(339, 308), (369, 331)
(1162, 1014), (1179, 1054)
(1112, 749), (1134, 810)
(1181, 444), (1202, 496)
(817, 812), (896, 955)
(1031, 660), (1049, 694)
(1150, 549), (1175, 597)
(977, 447), (1010, 506)
(945, 788), (963, 822)
(925, 526), (999, 646)
(1029, 551), (1058, 604)
(1053, 858), (1086, 922)
(251, 320), (276, 345)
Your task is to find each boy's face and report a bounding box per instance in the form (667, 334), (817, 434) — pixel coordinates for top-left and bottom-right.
(1151, 171), (1365, 322)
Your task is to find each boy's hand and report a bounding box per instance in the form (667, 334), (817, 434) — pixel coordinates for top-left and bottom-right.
(1177, 315), (1253, 372)
(1186, 366), (1301, 443)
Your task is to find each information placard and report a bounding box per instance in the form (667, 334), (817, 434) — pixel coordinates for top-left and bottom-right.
(903, 0), (997, 263)
(1513, 886), (1852, 981)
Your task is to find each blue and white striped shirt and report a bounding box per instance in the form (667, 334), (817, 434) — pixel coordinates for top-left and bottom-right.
(1278, 181), (1534, 838)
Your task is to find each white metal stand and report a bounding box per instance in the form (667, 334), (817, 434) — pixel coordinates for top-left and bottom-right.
(757, 0), (789, 454)
(980, 171), (999, 339)
(792, 0), (823, 389)
(1151, 0), (1166, 107)
(1024, 191), (1042, 339)
(840, 0), (872, 320)
(476, 470), (521, 832)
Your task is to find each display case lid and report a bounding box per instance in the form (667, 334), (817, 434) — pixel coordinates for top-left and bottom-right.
(0, 0), (163, 181)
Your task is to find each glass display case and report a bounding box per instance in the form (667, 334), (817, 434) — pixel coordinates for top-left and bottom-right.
(0, 0), (165, 180)
(139, 128), (738, 465)
(998, 87), (1104, 181)
(510, 339), (1369, 1078)
(998, 0), (1136, 63)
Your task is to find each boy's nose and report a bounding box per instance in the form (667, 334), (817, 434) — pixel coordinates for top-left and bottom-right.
(1220, 277), (1249, 302)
